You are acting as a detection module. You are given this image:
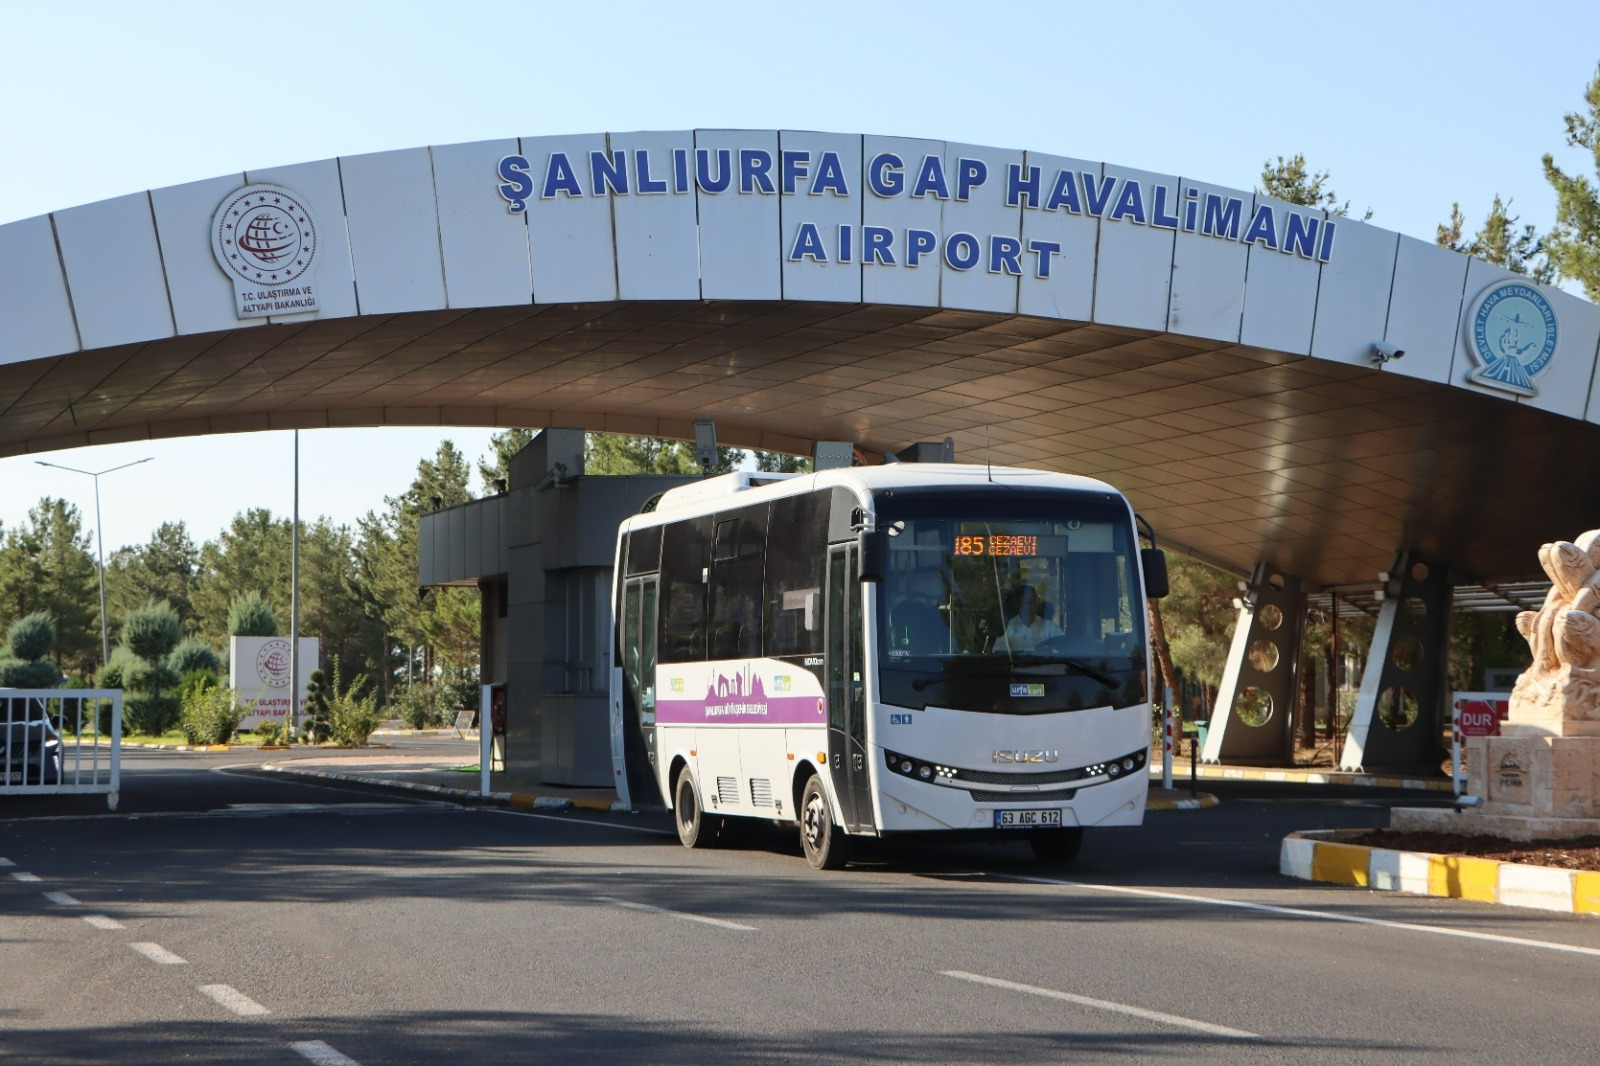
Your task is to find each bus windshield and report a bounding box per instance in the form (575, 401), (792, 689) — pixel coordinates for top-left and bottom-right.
(876, 490), (1147, 714)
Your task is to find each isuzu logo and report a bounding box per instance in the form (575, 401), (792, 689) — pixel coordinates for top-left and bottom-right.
(993, 750), (1059, 764)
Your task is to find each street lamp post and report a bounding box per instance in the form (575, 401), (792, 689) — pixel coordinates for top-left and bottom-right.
(34, 457), (154, 666)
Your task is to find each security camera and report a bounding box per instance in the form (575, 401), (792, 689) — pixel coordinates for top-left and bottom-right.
(1371, 341), (1405, 365)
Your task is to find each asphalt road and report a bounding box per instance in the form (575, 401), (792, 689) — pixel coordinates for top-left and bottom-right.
(3, 745), (1599, 1065)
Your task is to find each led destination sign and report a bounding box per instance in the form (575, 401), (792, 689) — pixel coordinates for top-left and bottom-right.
(954, 534), (1040, 557)
(494, 145), (1339, 275)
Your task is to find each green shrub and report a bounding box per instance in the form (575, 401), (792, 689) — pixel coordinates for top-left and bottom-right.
(124, 601), (182, 663)
(168, 638), (220, 678)
(323, 658), (379, 747)
(94, 647), (135, 690)
(391, 682), (453, 729)
(227, 592), (279, 637)
(123, 658), (178, 695)
(125, 691), (180, 736)
(6, 612), (56, 662)
(0, 658), (62, 688)
(300, 669), (330, 744)
(256, 720), (285, 746)
(179, 684), (249, 745)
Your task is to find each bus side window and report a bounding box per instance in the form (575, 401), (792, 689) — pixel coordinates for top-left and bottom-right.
(764, 492), (829, 659)
(709, 505), (768, 660)
(659, 516), (712, 663)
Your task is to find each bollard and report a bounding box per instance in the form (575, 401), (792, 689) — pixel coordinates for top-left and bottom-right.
(1161, 686), (1174, 790)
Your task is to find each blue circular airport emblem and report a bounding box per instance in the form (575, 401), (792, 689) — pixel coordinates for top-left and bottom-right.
(1467, 280), (1558, 397)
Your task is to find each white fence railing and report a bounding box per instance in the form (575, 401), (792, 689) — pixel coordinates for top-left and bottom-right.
(0, 689), (122, 810)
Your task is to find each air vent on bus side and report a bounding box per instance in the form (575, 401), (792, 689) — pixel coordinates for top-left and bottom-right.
(717, 777), (741, 805)
(749, 778), (774, 807)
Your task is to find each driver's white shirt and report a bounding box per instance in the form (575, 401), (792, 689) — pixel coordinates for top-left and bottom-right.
(998, 615), (1063, 652)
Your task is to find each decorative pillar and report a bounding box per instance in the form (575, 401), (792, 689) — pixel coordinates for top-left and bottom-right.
(1201, 563), (1306, 765)
(1338, 552), (1452, 771)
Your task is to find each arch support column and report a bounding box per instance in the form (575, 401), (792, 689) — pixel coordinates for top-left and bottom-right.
(1338, 552), (1452, 772)
(1201, 563), (1305, 765)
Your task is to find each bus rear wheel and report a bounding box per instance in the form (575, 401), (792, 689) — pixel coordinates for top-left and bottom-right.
(1028, 826), (1084, 865)
(674, 767), (720, 848)
(800, 774), (850, 870)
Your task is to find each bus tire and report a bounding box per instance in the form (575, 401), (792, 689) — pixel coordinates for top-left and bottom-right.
(800, 774), (850, 870)
(1028, 826), (1084, 865)
(674, 767), (719, 849)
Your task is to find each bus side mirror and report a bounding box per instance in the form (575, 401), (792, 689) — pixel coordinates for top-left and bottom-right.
(859, 531), (886, 583)
(1141, 548), (1169, 599)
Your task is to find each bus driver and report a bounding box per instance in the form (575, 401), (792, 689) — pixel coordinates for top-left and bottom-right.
(997, 585), (1062, 653)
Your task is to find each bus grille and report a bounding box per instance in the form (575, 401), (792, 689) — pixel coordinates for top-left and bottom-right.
(717, 777), (740, 804)
(967, 787), (1079, 803)
(952, 766), (1089, 787)
(749, 778), (774, 807)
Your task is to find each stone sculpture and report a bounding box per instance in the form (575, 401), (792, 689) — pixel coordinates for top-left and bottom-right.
(1391, 529), (1600, 839)
(1511, 529), (1600, 730)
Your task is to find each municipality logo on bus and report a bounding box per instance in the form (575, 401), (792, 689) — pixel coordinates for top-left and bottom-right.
(1465, 280), (1558, 397)
(211, 184), (321, 319)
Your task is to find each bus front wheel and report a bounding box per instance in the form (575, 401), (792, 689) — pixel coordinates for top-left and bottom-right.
(800, 775), (850, 870)
(674, 767), (720, 848)
(1028, 826), (1084, 865)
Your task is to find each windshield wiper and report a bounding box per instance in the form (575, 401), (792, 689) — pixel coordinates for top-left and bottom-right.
(910, 659), (1118, 690)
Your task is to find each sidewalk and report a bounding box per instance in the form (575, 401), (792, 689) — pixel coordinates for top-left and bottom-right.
(261, 749), (1222, 813)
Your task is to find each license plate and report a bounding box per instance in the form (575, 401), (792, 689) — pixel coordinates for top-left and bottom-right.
(5, 771), (23, 785)
(994, 808), (1062, 829)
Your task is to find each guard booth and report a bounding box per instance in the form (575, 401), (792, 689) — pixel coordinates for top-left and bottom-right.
(418, 429), (694, 793)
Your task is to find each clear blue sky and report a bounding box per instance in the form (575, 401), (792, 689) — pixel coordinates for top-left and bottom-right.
(2, 0), (1597, 552)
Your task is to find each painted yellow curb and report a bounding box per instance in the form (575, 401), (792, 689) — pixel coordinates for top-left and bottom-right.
(1173, 764), (1451, 792)
(1576, 871), (1600, 915)
(1145, 792), (1219, 811)
(1282, 830), (1597, 917)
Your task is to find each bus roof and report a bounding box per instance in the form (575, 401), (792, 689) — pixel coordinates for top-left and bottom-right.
(641, 464), (1123, 524)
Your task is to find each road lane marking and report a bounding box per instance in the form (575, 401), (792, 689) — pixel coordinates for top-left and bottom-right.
(198, 984), (270, 1017)
(10, 870), (41, 882)
(487, 808), (676, 836)
(1003, 874), (1600, 959)
(83, 915), (125, 930)
(129, 942), (187, 965)
(0, 857), (13, 866)
(942, 970), (1260, 1039)
(290, 1040), (363, 1066)
(43, 891), (81, 906)
(594, 895), (756, 931)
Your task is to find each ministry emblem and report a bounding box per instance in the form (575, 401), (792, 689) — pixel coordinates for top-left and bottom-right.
(1465, 280), (1558, 397)
(211, 184), (321, 319)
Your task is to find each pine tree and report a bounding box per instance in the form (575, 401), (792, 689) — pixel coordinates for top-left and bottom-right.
(584, 433), (741, 475)
(1259, 154), (1372, 219)
(1436, 195), (1553, 281)
(476, 428), (537, 492)
(1542, 64), (1600, 300)
(0, 498), (100, 675)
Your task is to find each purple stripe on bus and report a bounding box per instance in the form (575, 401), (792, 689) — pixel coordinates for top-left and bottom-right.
(656, 695), (828, 725)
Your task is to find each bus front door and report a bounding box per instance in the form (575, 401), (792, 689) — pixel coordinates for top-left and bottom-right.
(827, 545), (873, 832)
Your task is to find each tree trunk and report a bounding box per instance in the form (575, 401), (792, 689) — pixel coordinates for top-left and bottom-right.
(1147, 599), (1181, 711)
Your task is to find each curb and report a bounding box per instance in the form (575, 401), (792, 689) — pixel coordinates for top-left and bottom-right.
(124, 742), (392, 752)
(1281, 830), (1600, 917)
(125, 742), (235, 752)
(1147, 792), (1219, 811)
(1161, 765), (1452, 792)
(260, 764), (631, 812)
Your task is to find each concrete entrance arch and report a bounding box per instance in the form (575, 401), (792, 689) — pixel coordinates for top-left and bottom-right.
(5, 129), (1600, 770)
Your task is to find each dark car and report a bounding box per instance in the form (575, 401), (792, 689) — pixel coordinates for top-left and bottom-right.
(1, 704), (62, 786)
